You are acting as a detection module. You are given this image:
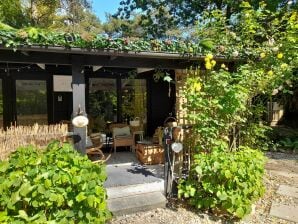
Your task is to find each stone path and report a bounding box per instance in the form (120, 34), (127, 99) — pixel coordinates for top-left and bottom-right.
(266, 152), (298, 223)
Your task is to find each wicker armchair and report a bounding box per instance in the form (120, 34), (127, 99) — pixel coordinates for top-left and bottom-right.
(110, 123), (134, 153)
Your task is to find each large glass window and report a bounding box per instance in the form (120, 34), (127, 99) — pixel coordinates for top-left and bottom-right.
(16, 80), (47, 125)
(89, 78), (117, 132)
(0, 79), (3, 128)
(121, 79), (147, 123)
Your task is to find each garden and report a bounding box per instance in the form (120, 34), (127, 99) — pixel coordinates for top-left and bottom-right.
(0, 0), (297, 223)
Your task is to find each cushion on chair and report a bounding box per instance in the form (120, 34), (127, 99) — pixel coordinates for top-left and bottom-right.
(113, 126), (131, 137)
(115, 135), (133, 139)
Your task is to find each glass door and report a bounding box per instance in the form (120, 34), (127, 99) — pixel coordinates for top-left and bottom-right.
(121, 79), (147, 123)
(15, 80), (48, 125)
(89, 78), (117, 133)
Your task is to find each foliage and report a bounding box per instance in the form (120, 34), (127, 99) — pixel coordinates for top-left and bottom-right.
(182, 2), (297, 152)
(0, 141), (111, 223)
(115, 0), (297, 37)
(184, 67), (248, 152)
(0, 0), (25, 28)
(0, 25), (219, 55)
(0, 0), (101, 33)
(179, 1), (297, 219)
(102, 14), (145, 38)
(278, 137), (298, 152)
(178, 146), (266, 219)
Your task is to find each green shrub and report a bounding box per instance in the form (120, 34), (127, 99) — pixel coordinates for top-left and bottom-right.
(178, 146), (266, 219)
(0, 141), (111, 223)
(278, 137), (298, 152)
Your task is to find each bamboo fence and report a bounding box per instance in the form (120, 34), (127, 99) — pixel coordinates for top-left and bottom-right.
(0, 123), (68, 160)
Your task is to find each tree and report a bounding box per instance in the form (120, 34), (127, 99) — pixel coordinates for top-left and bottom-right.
(102, 14), (145, 37)
(52, 10), (102, 33)
(0, 0), (26, 28)
(115, 0), (297, 37)
(57, 0), (94, 32)
(23, 0), (60, 27)
(0, 0), (102, 33)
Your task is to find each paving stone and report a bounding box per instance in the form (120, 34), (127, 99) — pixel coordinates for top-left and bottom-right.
(108, 191), (166, 216)
(269, 170), (298, 179)
(277, 185), (298, 199)
(270, 203), (298, 223)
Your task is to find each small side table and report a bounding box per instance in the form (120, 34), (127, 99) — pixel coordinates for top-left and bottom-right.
(133, 130), (144, 141)
(132, 131), (144, 151)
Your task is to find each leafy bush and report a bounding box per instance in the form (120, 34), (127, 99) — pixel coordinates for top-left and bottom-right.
(178, 146), (266, 219)
(0, 141), (111, 223)
(278, 137), (298, 152)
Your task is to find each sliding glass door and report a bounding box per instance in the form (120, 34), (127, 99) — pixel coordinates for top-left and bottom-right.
(89, 78), (117, 132)
(15, 80), (48, 125)
(88, 77), (147, 133)
(121, 79), (147, 123)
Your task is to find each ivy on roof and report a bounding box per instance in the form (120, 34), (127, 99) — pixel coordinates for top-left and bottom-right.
(0, 23), (219, 56)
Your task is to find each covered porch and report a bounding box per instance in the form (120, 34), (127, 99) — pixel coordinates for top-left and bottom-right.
(0, 46), (206, 153)
(0, 45), (234, 215)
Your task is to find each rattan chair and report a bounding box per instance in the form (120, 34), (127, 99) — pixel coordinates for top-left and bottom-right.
(109, 123), (134, 153)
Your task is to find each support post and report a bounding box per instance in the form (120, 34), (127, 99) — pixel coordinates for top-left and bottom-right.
(71, 56), (87, 154)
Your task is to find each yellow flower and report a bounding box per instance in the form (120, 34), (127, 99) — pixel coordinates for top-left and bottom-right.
(281, 63), (288, 69)
(211, 60), (216, 67)
(277, 53), (283, 59)
(260, 52), (266, 59)
(205, 62), (212, 70)
(267, 70), (273, 76)
(206, 53), (213, 60)
(204, 57), (210, 62)
(221, 63), (226, 69)
(193, 82), (202, 92)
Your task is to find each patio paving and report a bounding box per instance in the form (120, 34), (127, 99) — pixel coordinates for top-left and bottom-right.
(104, 151), (166, 215)
(270, 203), (298, 223)
(276, 184), (298, 199)
(266, 153), (298, 223)
(104, 151), (164, 188)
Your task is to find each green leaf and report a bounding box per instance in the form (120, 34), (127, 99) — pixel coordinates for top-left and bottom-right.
(224, 170), (232, 179)
(95, 186), (103, 196)
(235, 207), (245, 218)
(200, 39), (215, 50)
(216, 191), (228, 201)
(32, 200), (39, 208)
(18, 210), (29, 221)
(78, 210), (84, 218)
(11, 191), (21, 204)
(44, 179), (52, 188)
(87, 195), (95, 207)
(0, 161), (9, 173)
(67, 199), (74, 207)
(76, 192), (87, 202)
(19, 182), (33, 197)
(195, 166), (203, 176)
(213, 161), (220, 170)
(49, 193), (58, 202)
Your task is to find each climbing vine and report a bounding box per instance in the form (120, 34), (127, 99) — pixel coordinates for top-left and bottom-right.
(179, 1), (297, 219)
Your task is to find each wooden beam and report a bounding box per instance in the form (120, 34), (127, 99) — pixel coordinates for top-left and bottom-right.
(0, 49), (199, 69)
(71, 55), (87, 154)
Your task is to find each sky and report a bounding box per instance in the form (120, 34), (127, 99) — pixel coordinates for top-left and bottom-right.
(92, 0), (122, 22)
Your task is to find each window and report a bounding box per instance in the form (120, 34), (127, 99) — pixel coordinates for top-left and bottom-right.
(16, 80), (47, 125)
(121, 79), (147, 123)
(89, 78), (117, 132)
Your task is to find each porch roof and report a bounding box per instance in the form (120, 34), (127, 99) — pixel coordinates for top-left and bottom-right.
(0, 27), (237, 69)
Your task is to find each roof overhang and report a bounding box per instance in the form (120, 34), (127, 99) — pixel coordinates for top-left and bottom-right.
(0, 45), (236, 69)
